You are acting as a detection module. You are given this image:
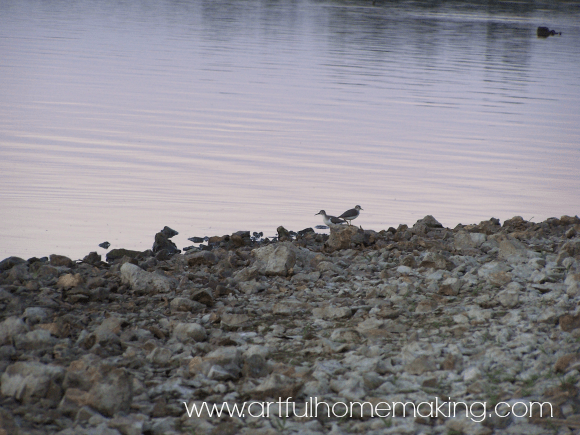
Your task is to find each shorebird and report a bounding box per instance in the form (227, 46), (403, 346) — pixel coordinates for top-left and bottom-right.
(338, 205), (363, 225)
(315, 210), (346, 227)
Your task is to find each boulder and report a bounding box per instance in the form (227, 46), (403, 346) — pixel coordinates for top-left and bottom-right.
(120, 262), (175, 294)
(252, 242), (296, 276)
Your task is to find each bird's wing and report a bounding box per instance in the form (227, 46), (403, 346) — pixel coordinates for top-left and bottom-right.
(339, 209), (356, 219)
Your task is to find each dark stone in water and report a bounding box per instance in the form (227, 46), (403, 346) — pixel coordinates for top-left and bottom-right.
(315, 225), (328, 230)
(298, 227), (315, 237)
(188, 236), (205, 243)
(537, 26), (561, 37)
(99, 241), (111, 249)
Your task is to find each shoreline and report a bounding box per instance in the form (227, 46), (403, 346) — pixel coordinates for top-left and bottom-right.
(1, 214), (580, 434)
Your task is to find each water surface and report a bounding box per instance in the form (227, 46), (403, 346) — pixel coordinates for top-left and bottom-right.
(1, 0), (579, 259)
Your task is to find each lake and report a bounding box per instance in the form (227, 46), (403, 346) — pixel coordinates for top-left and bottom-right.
(1, 0), (579, 260)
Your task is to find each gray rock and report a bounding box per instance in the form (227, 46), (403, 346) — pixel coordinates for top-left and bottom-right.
(327, 225), (360, 251)
(87, 367), (133, 417)
(1, 361), (65, 404)
(120, 262), (175, 294)
(252, 242), (297, 276)
(172, 322), (206, 343)
(0, 316), (29, 345)
(312, 305), (352, 320)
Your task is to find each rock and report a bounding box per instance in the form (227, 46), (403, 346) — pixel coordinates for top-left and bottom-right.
(191, 289), (214, 306)
(454, 231), (486, 250)
(560, 239), (580, 257)
(57, 273), (84, 289)
(411, 215), (443, 234)
(250, 374), (302, 400)
(98, 241), (111, 249)
(152, 228), (180, 255)
(220, 313), (250, 329)
(415, 299), (438, 313)
(172, 323), (206, 343)
(82, 251), (102, 265)
(327, 225), (361, 251)
(120, 262), (175, 294)
(230, 230), (251, 247)
(252, 242), (296, 276)
(492, 234), (531, 261)
(49, 254), (74, 267)
(496, 284), (520, 308)
(106, 248), (144, 263)
(169, 297), (204, 313)
(477, 261), (512, 286)
(1, 361), (65, 404)
(186, 251), (218, 267)
(0, 256), (26, 271)
(0, 316), (29, 345)
(405, 355), (435, 375)
(87, 367), (133, 417)
(419, 252), (453, 270)
(439, 277), (463, 296)
(559, 313), (580, 332)
(312, 305), (352, 320)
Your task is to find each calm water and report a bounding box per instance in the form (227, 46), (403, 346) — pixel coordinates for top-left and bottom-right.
(1, 0), (579, 259)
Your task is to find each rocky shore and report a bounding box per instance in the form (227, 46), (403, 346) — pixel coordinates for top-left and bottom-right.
(1, 215), (580, 435)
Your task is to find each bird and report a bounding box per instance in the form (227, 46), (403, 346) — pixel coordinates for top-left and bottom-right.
(338, 205), (363, 225)
(315, 210), (346, 227)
